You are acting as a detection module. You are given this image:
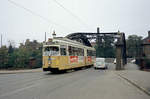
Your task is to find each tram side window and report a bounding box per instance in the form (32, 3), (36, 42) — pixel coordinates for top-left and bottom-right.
(93, 51), (96, 56)
(76, 47), (79, 56)
(82, 49), (84, 56)
(68, 46), (84, 56)
(87, 50), (95, 56)
(78, 48), (84, 56)
(60, 48), (66, 56)
(69, 46), (76, 56)
(87, 50), (90, 56)
(69, 46), (72, 56)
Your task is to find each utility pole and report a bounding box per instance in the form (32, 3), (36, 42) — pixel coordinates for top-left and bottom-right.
(45, 32), (46, 42)
(97, 27), (101, 57)
(97, 27), (100, 33)
(1, 34), (2, 47)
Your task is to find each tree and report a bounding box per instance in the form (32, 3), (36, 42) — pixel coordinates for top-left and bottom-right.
(126, 35), (143, 58)
(18, 39), (42, 68)
(7, 44), (15, 68)
(95, 36), (115, 58)
(0, 46), (8, 69)
(0, 39), (42, 69)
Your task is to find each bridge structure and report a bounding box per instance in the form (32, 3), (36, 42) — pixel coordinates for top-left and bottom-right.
(66, 27), (127, 70)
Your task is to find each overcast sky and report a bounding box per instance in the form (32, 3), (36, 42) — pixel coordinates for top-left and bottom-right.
(0, 0), (150, 46)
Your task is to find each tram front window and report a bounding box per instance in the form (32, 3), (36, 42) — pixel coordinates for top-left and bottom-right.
(44, 46), (59, 56)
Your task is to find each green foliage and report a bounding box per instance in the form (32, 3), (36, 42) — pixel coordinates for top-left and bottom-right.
(0, 46), (8, 68)
(95, 34), (143, 58)
(95, 37), (115, 58)
(126, 35), (143, 58)
(145, 58), (150, 69)
(0, 39), (42, 69)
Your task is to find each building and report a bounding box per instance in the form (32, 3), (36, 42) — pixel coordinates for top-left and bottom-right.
(138, 31), (150, 69)
(142, 31), (150, 58)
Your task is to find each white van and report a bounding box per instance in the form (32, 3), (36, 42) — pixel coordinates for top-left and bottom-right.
(94, 58), (107, 69)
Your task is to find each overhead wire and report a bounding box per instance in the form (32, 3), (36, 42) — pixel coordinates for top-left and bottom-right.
(7, 0), (75, 32)
(52, 0), (91, 29)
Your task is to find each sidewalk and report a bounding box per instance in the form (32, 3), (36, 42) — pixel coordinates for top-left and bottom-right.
(0, 68), (42, 74)
(116, 63), (150, 95)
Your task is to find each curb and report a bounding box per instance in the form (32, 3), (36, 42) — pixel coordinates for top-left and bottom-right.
(0, 69), (42, 74)
(116, 73), (150, 96)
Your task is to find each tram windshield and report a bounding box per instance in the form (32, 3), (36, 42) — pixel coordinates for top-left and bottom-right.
(44, 46), (59, 56)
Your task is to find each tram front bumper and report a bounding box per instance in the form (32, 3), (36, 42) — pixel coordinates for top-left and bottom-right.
(43, 68), (51, 71)
(43, 67), (59, 71)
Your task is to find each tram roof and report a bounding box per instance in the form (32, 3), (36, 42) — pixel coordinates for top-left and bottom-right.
(44, 37), (95, 50)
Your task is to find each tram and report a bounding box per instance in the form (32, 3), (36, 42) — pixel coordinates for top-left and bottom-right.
(42, 37), (96, 73)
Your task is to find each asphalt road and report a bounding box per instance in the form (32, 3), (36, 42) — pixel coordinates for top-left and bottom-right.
(0, 65), (149, 99)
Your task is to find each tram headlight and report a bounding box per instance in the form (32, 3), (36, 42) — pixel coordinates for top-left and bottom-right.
(48, 61), (51, 64)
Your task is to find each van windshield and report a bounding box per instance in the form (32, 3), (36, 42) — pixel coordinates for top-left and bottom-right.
(96, 58), (105, 62)
(96, 61), (104, 65)
(44, 46), (59, 56)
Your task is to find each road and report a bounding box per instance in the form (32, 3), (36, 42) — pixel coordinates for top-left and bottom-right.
(0, 64), (149, 99)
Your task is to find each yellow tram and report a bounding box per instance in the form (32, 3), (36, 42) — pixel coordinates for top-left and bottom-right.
(42, 37), (96, 72)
